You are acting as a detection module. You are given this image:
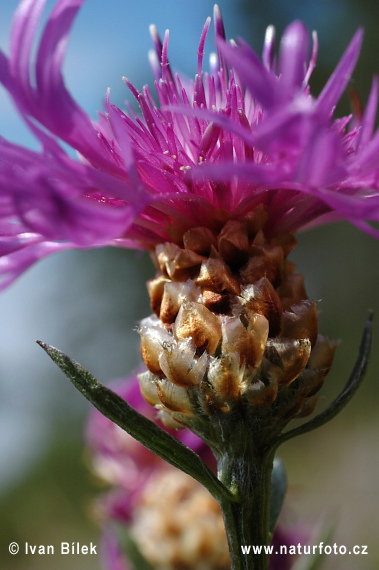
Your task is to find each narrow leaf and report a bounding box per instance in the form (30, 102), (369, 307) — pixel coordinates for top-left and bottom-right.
(114, 525), (153, 570)
(276, 313), (372, 448)
(270, 456), (287, 533)
(37, 341), (233, 504)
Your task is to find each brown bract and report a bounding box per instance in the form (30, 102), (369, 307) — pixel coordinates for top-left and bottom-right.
(138, 218), (336, 434)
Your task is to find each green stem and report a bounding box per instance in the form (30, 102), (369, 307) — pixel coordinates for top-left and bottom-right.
(217, 448), (275, 570)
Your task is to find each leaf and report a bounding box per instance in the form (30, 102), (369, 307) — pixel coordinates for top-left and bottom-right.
(114, 525), (154, 570)
(275, 312), (372, 447)
(37, 341), (234, 504)
(270, 455), (287, 533)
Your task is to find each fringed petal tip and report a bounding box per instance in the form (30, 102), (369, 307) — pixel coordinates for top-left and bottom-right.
(0, 1), (378, 288)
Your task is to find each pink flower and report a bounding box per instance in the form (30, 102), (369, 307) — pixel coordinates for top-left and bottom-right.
(1, 0), (379, 288)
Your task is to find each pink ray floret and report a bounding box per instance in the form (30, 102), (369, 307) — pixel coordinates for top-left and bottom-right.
(1, 0), (379, 288)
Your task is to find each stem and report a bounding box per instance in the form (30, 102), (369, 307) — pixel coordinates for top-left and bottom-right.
(217, 447), (275, 570)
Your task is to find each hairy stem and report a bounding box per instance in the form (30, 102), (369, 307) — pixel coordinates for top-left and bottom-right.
(216, 446), (275, 570)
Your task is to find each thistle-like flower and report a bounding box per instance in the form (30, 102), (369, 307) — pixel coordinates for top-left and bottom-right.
(3, 2), (376, 567)
(1, 0), (379, 289)
(1, 0), (377, 447)
(1, 0), (377, 434)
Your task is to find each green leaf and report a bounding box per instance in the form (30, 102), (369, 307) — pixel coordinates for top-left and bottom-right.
(114, 525), (153, 570)
(37, 341), (233, 504)
(270, 456), (287, 533)
(275, 313), (372, 448)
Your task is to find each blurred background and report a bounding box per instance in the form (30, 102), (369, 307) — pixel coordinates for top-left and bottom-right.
(0, 0), (378, 568)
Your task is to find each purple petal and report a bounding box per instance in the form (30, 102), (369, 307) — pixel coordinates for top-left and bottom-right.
(0, 3), (378, 290)
(0, 240), (73, 291)
(293, 125), (345, 188)
(213, 4), (229, 77)
(35, 0), (84, 95)
(356, 76), (379, 149)
(197, 17), (211, 75)
(217, 37), (279, 108)
(166, 104), (255, 148)
(9, 0), (46, 100)
(101, 531), (131, 570)
(303, 31), (318, 86)
(5, 0), (119, 172)
(279, 21), (309, 89)
(316, 28), (363, 114)
(190, 160), (287, 189)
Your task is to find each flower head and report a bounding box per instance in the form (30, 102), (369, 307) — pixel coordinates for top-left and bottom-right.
(1, 0), (379, 288)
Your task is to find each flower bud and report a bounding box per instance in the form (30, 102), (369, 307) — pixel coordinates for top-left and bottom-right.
(138, 222), (334, 436)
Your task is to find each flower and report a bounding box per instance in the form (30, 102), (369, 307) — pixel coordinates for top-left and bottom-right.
(1, 0), (379, 289)
(87, 373), (306, 570)
(3, 4), (372, 565)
